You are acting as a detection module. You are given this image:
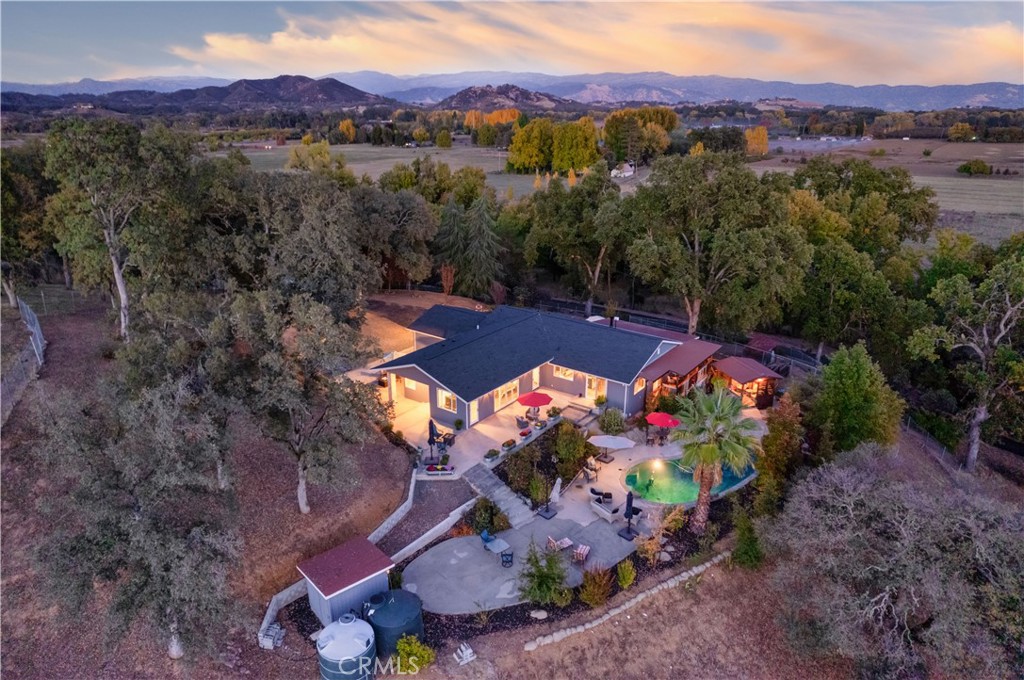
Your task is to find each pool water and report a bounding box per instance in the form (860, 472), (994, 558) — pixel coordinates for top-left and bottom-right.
(624, 458), (756, 505)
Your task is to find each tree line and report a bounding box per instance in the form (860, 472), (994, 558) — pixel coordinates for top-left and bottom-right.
(2, 118), (1021, 660)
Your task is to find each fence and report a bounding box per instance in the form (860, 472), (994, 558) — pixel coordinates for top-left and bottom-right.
(695, 331), (823, 377)
(902, 415), (964, 476)
(13, 285), (100, 317)
(1, 298), (47, 425)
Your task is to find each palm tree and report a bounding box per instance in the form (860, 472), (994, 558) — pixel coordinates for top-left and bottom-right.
(671, 384), (761, 535)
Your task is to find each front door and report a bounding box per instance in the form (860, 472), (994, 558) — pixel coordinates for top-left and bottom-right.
(469, 399), (480, 426)
(532, 367), (540, 390)
(585, 375), (607, 402)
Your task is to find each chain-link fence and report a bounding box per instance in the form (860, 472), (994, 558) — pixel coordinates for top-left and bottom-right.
(1, 298), (47, 425)
(902, 414), (964, 475)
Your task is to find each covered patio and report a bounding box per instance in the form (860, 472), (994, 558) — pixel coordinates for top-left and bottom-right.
(389, 387), (586, 479)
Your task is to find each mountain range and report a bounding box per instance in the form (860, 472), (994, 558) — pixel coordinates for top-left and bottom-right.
(3, 71), (1022, 111)
(0, 75), (389, 114)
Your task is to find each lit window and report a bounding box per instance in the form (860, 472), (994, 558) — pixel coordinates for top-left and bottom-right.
(553, 365), (575, 380)
(405, 378), (418, 391)
(437, 389), (457, 412)
(634, 377), (646, 395)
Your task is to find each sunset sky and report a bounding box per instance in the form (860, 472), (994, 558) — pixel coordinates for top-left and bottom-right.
(2, 1), (1022, 86)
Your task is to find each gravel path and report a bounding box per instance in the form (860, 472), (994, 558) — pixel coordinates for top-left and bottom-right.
(377, 478), (477, 557)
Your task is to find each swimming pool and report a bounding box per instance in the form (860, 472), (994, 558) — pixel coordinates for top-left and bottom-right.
(624, 458), (756, 505)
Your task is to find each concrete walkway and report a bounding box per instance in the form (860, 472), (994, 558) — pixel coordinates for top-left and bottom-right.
(401, 517), (640, 614)
(462, 464), (534, 528)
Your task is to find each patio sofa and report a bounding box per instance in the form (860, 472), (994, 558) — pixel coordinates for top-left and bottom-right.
(590, 499), (621, 522)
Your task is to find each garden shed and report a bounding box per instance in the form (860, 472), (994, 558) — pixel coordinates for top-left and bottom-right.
(713, 356), (782, 408)
(297, 537), (394, 628)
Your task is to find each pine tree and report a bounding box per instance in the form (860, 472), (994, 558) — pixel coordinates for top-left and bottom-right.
(457, 197), (503, 297)
(434, 198), (466, 269)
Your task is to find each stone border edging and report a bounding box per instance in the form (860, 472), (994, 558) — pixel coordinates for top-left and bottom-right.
(523, 551), (732, 652)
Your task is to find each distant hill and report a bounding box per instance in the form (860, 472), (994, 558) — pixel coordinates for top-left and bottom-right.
(434, 84), (578, 112)
(0, 76), (234, 96)
(323, 70), (1023, 110)
(1, 75), (390, 114)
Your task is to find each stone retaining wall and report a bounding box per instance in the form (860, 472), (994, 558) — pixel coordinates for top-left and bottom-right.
(523, 551), (732, 652)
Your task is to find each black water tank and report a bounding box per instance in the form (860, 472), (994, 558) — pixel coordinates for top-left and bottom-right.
(365, 590), (424, 658)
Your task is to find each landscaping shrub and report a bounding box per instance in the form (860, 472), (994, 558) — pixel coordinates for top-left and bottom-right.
(957, 159), (993, 176)
(696, 521), (720, 557)
(579, 568), (613, 608)
(389, 569), (404, 589)
(492, 511), (512, 532)
(753, 473), (785, 517)
(868, 148), (886, 157)
(598, 407), (625, 434)
(655, 393), (680, 415)
(922, 148), (932, 156)
(616, 559), (636, 590)
(554, 421), (586, 468)
(505, 444), (539, 494)
(470, 498), (498, 533)
(528, 472), (548, 507)
(730, 504), (763, 568)
(910, 409), (963, 450)
(546, 406), (562, 418)
(552, 586), (573, 608)
(450, 522), (475, 537)
(394, 635), (435, 673)
(518, 542), (567, 606)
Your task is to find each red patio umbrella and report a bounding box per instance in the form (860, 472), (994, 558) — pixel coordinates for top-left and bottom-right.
(646, 411), (680, 428)
(517, 391), (552, 408)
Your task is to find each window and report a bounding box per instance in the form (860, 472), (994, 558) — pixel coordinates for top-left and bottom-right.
(553, 365), (575, 380)
(405, 378), (418, 391)
(494, 380), (519, 409)
(634, 377), (646, 395)
(437, 388), (457, 412)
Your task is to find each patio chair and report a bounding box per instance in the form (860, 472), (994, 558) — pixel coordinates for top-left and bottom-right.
(547, 536), (573, 552)
(515, 415), (530, 429)
(582, 468), (597, 483)
(480, 530), (496, 545)
(572, 544), (591, 565)
(589, 488), (612, 500)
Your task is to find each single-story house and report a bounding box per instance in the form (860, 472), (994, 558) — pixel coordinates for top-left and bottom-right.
(713, 356), (782, 408)
(377, 305), (720, 431)
(297, 537), (394, 627)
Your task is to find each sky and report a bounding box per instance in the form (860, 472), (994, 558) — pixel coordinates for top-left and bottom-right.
(2, 1), (1022, 86)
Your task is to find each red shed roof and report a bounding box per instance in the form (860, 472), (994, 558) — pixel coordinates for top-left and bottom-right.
(714, 356), (782, 384)
(640, 339), (721, 381)
(297, 537), (394, 599)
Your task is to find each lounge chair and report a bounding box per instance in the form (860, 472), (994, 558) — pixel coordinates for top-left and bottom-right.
(547, 536), (573, 552)
(589, 488), (612, 500)
(590, 500), (621, 522)
(572, 544), (590, 565)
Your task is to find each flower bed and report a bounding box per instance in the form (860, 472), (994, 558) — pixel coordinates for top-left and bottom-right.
(493, 422), (598, 506)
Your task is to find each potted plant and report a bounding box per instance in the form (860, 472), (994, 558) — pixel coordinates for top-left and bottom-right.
(454, 418), (464, 431)
(485, 448), (500, 460)
(547, 406), (562, 418)
(593, 395), (607, 414)
(502, 439), (516, 451)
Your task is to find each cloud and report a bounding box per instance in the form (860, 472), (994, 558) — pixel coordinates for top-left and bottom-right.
(115, 2), (1024, 86)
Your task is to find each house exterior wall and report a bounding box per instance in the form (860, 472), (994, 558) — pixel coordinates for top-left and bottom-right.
(539, 363), (586, 399)
(306, 571), (391, 628)
(392, 367), (431, 403)
(623, 379), (646, 417)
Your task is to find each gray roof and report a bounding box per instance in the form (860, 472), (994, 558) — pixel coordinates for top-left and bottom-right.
(379, 306), (665, 400)
(408, 305), (488, 339)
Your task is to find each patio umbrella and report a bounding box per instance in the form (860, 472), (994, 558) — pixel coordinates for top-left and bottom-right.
(587, 435), (636, 450)
(517, 391), (552, 408)
(646, 412), (680, 428)
(428, 419), (439, 456)
(618, 491), (639, 541)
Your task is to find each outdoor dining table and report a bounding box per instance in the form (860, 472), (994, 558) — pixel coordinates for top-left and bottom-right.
(484, 538), (511, 554)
